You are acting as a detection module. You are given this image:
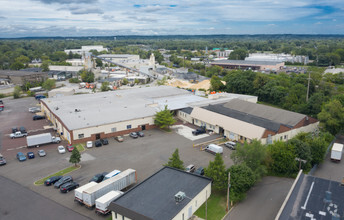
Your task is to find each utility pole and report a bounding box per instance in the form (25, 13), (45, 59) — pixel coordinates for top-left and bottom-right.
(226, 172), (231, 212)
(306, 71), (311, 102)
(295, 157), (307, 170)
(205, 190), (208, 220)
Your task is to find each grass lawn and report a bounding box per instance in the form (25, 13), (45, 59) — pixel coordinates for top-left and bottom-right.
(75, 143), (85, 152)
(195, 190), (227, 220)
(34, 165), (80, 185)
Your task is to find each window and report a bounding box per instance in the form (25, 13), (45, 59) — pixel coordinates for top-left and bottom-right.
(182, 213), (184, 220)
(127, 125), (131, 129)
(122, 216), (124, 220)
(78, 134), (84, 139)
(115, 213), (117, 219)
(195, 200), (197, 207)
(280, 136), (283, 140)
(284, 135), (288, 140)
(111, 127), (117, 132)
(195, 119), (198, 123)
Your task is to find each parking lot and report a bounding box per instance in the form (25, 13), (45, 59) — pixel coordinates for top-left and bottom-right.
(0, 96), (235, 219)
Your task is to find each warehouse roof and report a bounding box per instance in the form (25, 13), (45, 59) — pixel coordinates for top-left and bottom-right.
(109, 166), (212, 220)
(42, 86), (207, 130)
(224, 99), (306, 128)
(203, 103), (282, 132)
(277, 173), (344, 220)
(179, 107), (193, 114)
(0, 70), (46, 76)
(211, 60), (284, 66)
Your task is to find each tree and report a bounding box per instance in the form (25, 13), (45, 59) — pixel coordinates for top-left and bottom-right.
(134, 79), (140, 84)
(267, 141), (298, 176)
(10, 61), (24, 70)
(288, 139), (312, 171)
(154, 105), (176, 129)
(80, 70), (94, 83)
(122, 78), (128, 85)
(42, 79), (56, 91)
(318, 99), (344, 135)
(95, 58), (103, 67)
(205, 153), (227, 191)
(100, 81), (110, 91)
(210, 75), (225, 91)
(230, 140), (267, 180)
(228, 49), (248, 60)
(41, 61), (50, 72)
(164, 148), (184, 170)
(15, 55), (30, 64)
(228, 164), (256, 202)
(69, 148), (81, 167)
(13, 85), (21, 99)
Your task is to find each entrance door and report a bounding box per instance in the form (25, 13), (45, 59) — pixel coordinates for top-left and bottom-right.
(95, 133), (101, 139)
(188, 206), (192, 218)
(141, 125), (146, 131)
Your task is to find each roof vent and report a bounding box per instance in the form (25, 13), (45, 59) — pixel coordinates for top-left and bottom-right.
(75, 109), (81, 112)
(175, 191), (186, 203)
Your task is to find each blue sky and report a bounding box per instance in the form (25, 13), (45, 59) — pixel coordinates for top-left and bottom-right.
(0, 0), (343, 37)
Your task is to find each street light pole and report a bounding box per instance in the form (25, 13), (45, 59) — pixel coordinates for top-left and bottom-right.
(226, 172), (231, 212)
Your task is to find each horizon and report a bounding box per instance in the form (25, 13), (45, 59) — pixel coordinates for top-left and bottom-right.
(1, 0), (344, 38)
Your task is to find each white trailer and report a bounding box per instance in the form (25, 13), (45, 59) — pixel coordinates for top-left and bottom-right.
(95, 191), (123, 215)
(26, 133), (61, 148)
(205, 144), (223, 155)
(74, 181), (98, 204)
(82, 169), (136, 208)
(331, 143), (343, 161)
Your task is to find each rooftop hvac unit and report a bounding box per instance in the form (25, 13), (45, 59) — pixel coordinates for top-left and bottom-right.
(175, 191), (186, 203)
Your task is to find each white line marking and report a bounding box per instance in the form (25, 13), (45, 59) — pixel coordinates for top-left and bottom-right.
(301, 181), (314, 210)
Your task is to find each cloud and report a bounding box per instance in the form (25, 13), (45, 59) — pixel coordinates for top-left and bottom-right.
(34, 0), (97, 4)
(315, 22), (323, 25)
(58, 5), (103, 14)
(0, 16), (7, 19)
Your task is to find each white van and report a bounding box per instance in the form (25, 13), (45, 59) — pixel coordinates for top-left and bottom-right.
(103, 170), (121, 180)
(205, 144), (223, 155)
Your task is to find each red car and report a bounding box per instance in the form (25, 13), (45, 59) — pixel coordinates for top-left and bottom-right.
(67, 145), (74, 152)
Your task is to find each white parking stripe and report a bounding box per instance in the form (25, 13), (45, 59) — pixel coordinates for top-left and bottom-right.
(301, 181), (315, 210)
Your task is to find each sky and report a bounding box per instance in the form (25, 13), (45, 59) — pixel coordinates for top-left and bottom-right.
(0, 0), (344, 37)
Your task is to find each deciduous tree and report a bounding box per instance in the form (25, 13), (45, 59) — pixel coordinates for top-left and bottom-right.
(69, 148), (81, 167)
(205, 153), (227, 191)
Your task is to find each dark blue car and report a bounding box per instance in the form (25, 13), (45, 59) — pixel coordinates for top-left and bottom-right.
(35, 95), (46, 100)
(27, 152), (35, 159)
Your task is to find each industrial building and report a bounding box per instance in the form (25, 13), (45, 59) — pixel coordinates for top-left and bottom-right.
(178, 99), (318, 144)
(109, 166), (212, 220)
(246, 53), (309, 64)
(211, 60), (285, 71)
(64, 45), (108, 55)
(276, 171), (344, 220)
(0, 70), (47, 85)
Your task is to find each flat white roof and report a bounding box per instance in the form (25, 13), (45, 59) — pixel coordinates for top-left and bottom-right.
(333, 143), (343, 151)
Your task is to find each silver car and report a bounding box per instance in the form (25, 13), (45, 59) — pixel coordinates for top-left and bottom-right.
(38, 149), (46, 157)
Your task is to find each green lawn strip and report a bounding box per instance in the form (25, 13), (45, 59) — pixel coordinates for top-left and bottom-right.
(195, 190), (227, 220)
(34, 165), (80, 185)
(75, 143), (85, 152)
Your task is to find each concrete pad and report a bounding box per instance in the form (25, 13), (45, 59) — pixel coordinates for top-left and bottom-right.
(171, 125), (209, 141)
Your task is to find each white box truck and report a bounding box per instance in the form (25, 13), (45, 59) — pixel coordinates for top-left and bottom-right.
(331, 143), (343, 162)
(205, 144), (223, 155)
(27, 133), (61, 148)
(95, 191), (123, 215)
(74, 181), (98, 204)
(82, 169), (137, 208)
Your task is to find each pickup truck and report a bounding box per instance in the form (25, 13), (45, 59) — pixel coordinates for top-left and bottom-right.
(192, 127), (206, 136)
(10, 131), (28, 139)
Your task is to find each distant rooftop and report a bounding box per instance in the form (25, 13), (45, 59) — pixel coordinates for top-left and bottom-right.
(212, 60), (284, 65)
(109, 166), (212, 220)
(0, 70), (45, 76)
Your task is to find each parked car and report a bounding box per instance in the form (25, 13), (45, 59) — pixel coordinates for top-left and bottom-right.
(27, 152), (35, 159)
(67, 145), (74, 152)
(60, 181), (79, 193)
(224, 141), (236, 150)
(129, 132), (138, 139)
(186, 164), (195, 173)
(44, 176), (62, 186)
(29, 107), (41, 113)
(35, 95), (46, 100)
(33, 115), (45, 120)
(0, 154), (6, 165)
(137, 131), (144, 137)
(38, 149), (46, 157)
(16, 152), (27, 161)
(54, 176), (73, 188)
(100, 138), (109, 145)
(58, 145), (66, 154)
(115, 136), (124, 142)
(95, 140), (102, 147)
(89, 172), (108, 183)
(86, 141), (93, 148)
(12, 127), (18, 133)
(192, 127), (206, 136)
(194, 167), (205, 176)
(19, 126), (26, 133)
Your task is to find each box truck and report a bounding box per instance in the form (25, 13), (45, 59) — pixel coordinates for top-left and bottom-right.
(82, 169), (137, 208)
(331, 143), (343, 162)
(205, 144), (223, 155)
(74, 181), (98, 204)
(27, 133), (61, 148)
(95, 191), (123, 215)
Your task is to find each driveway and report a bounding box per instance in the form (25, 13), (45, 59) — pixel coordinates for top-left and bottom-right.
(227, 176), (294, 220)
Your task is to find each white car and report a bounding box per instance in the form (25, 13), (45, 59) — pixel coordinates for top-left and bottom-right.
(86, 141), (93, 148)
(58, 145), (66, 154)
(28, 107), (41, 113)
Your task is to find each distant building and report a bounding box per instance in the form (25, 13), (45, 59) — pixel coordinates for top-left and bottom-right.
(276, 171), (344, 219)
(212, 49), (233, 58)
(64, 45), (108, 55)
(211, 60), (285, 71)
(109, 166), (212, 220)
(97, 54), (140, 62)
(66, 59), (84, 66)
(246, 53), (309, 64)
(0, 70), (47, 85)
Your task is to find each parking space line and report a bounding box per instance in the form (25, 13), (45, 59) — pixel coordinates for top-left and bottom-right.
(301, 181), (314, 210)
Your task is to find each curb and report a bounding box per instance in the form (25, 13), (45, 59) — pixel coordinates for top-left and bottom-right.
(34, 165), (82, 186)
